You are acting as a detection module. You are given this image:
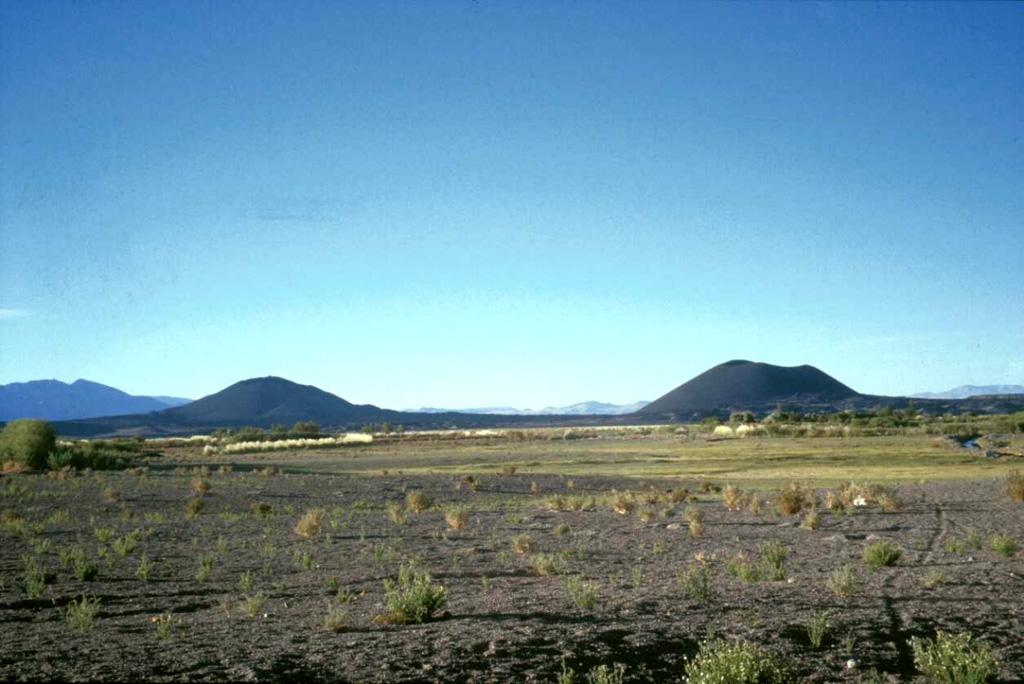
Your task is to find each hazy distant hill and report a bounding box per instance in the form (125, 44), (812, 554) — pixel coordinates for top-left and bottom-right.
(0, 379), (190, 421)
(912, 385), (1024, 400)
(407, 400), (649, 416)
(638, 360), (858, 418)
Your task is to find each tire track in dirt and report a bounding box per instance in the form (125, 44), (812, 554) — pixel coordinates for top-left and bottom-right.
(880, 504), (945, 678)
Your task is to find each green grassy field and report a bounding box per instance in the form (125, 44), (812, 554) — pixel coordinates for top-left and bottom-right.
(175, 432), (1021, 489)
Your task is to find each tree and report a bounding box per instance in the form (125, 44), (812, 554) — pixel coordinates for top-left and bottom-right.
(0, 419), (56, 470)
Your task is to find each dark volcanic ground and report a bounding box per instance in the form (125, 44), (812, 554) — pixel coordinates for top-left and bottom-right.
(1, 469), (1022, 682)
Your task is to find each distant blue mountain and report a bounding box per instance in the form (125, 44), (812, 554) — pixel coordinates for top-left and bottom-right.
(0, 379), (191, 422)
(911, 385), (1024, 400)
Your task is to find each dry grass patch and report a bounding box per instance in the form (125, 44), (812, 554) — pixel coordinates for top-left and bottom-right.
(405, 491), (432, 513)
(294, 508), (325, 538)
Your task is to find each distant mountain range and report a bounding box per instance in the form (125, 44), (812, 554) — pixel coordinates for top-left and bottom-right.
(911, 385), (1024, 400)
(0, 379), (191, 422)
(407, 400), (650, 416)
(7, 361), (1024, 438)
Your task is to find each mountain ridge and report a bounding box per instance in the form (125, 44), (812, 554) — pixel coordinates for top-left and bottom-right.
(0, 379), (191, 422)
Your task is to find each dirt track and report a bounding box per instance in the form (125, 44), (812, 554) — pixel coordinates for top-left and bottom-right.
(1, 469), (1022, 682)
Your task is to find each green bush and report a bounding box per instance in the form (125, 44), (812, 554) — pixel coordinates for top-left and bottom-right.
(912, 631), (1000, 683)
(381, 564), (447, 624)
(684, 639), (794, 684)
(863, 540), (901, 570)
(0, 419), (56, 469)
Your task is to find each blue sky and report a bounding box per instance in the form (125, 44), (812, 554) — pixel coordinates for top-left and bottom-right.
(2, 1), (1022, 409)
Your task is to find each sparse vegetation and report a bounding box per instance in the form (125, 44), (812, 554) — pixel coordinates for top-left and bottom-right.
(684, 639), (794, 684)
(65, 596), (101, 634)
(564, 575), (597, 611)
(912, 631), (1000, 684)
(863, 540), (901, 570)
(294, 508), (325, 538)
(989, 534), (1018, 558)
(380, 564), (447, 624)
(827, 564), (857, 598)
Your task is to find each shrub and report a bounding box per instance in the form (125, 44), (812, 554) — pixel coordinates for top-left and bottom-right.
(251, 502), (273, 518)
(184, 498), (205, 518)
(1007, 470), (1024, 502)
(806, 611), (832, 649)
(775, 482), (812, 516)
(135, 554), (153, 581)
(323, 602), (347, 632)
(405, 491), (432, 513)
(801, 508), (820, 530)
(585, 664), (626, 684)
(242, 591), (266, 618)
(444, 507), (468, 531)
(827, 564), (857, 598)
(191, 478), (211, 496)
(863, 540), (901, 570)
(0, 420), (56, 470)
(564, 575), (597, 611)
(66, 595), (101, 634)
(294, 508), (325, 538)
(380, 565), (447, 624)
(760, 540), (787, 581)
(678, 561), (715, 602)
(612, 493), (636, 515)
(684, 639), (794, 684)
(911, 631), (1000, 684)
(722, 484), (745, 511)
(530, 553), (566, 576)
(989, 534), (1018, 558)
(511, 534), (533, 554)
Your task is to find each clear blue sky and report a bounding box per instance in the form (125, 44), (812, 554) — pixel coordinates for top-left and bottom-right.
(2, 1), (1022, 409)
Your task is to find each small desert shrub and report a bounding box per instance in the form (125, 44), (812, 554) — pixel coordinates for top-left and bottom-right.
(323, 602), (347, 632)
(806, 611), (832, 649)
(239, 571), (255, 592)
(684, 639), (794, 684)
(759, 540), (787, 581)
(827, 564), (857, 598)
(511, 534), (533, 554)
(552, 523), (571, 535)
(530, 553), (566, 576)
(670, 488), (690, 504)
(923, 569), (945, 588)
(405, 491), (432, 513)
(112, 533), (138, 557)
(72, 549), (98, 581)
(801, 508), (820, 530)
(678, 561), (715, 602)
(294, 508), (325, 538)
(863, 540), (901, 570)
(911, 631), (1000, 684)
(989, 534), (1018, 558)
(66, 595), (101, 634)
(877, 490), (903, 512)
(380, 565), (447, 624)
(93, 527), (114, 543)
(697, 482), (722, 494)
(1007, 470), (1024, 502)
(944, 538), (966, 554)
(444, 507), (468, 531)
(135, 554), (153, 581)
(639, 508), (655, 523)
(242, 591), (266, 618)
(564, 575), (597, 611)
(584, 664), (626, 684)
(251, 502), (273, 518)
(689, 519), (705, 538)
(612, 493), (636, 515)
(23, 555), (50, 599)
(152, 614), (173, 640)
(722, 484), (745, 511)
(725, 553), (762, 583)
(775, 482), (812, 516)
(965, 529), (984, 550)
(184, 498), (205, 518)
(0, 419), (56, 470)
(747, 496), (764, 516)
(102, 486), (118, 502)
(191, 478), (211, 496)
(196, 553), (213, 583)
